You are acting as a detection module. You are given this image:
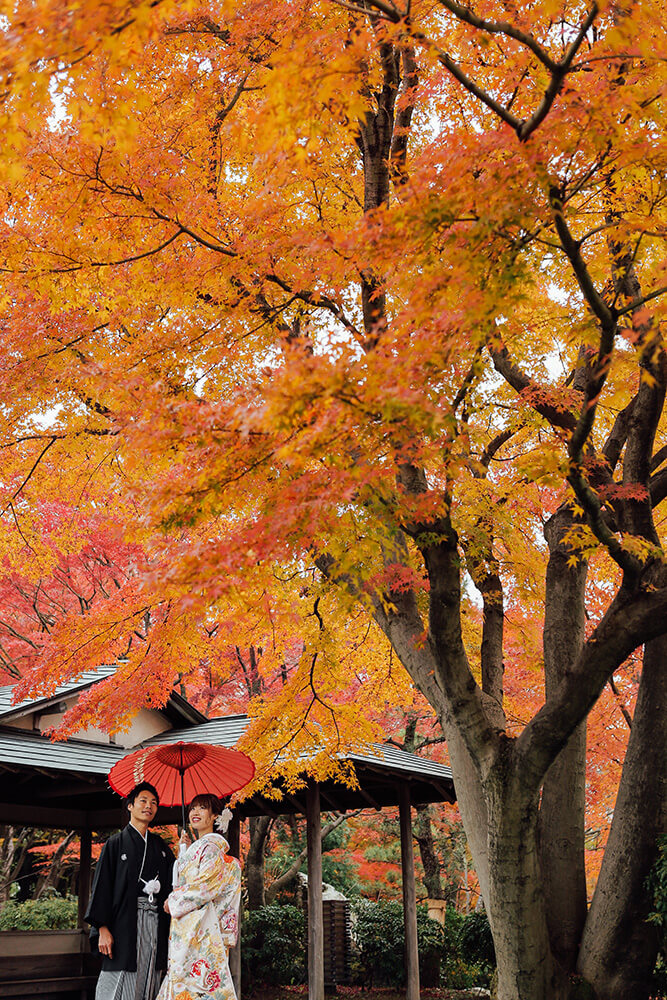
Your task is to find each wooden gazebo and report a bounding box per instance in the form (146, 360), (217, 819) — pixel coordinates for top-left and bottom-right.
(0, 668), (456, 1000)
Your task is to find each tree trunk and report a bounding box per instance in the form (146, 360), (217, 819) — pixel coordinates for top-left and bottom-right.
(33, 831), (76, 899)
(540, 507), (588, 971)
(413, 804), (443, 899)
(0, 826), (36, 903)
(246, 816), (271, 910)
(486, 766), (562, 1000)
(578, 634), (667, 999)
(401, 714), (445, 900)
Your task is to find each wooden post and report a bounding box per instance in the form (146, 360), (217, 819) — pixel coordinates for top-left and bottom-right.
(77, 828), (92, 929)
(399, 783), (419, 1000)
(227, 814), (242, 1000)
(306, 780), (325, 1000)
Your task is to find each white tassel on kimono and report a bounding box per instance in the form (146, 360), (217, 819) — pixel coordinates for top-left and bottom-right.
(143, 878), (161, 903)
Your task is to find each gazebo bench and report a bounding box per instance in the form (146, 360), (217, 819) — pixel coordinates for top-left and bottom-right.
(0, 974), (97, 998)
(0, 949), (100, 1000)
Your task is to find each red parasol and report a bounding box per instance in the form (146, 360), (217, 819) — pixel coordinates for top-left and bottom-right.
(108, 741), (255, 828)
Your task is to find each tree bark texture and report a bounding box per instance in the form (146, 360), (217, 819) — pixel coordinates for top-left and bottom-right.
(246, 815), (271, 910)
(413, 805), (443, 900)
(0, 826), (36, 903)
(540, 507), (589, 972)
(485, 755), (561, 1000)
(578, 634), (667, 999)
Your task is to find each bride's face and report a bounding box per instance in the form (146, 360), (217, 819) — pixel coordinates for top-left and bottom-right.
(189, 803), (214, 836)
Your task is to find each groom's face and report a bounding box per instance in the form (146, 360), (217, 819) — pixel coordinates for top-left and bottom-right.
(128, 789), (158, 825)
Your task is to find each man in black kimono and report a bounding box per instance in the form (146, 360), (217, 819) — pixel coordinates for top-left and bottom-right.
(86, 782), (174, 1000)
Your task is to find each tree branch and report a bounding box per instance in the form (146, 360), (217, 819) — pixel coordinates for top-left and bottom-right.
(487, 337), (576, 432)
(0, 438), (58, 517)
(517, 580), (667, 791)
(434, 0), (558, 72)
(518, 5), (599, 141)
(264, 811), (359, 903)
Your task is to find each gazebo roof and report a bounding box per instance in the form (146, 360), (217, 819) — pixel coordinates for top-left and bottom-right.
(0, 665), (208, 729)
(0, 666), (119, 719)
(0, 672), (455, 829)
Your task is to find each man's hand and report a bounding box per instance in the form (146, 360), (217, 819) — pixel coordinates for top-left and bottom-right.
(98, 926), (113, 958)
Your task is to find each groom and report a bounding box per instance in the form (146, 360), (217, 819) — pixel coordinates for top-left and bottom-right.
(86, 782), (174, 1000)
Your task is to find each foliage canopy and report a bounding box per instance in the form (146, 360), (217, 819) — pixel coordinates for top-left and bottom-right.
(1, 1), (666, 997)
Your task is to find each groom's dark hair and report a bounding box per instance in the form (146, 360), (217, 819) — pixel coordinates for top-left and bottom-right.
(127, 781), (160, 806)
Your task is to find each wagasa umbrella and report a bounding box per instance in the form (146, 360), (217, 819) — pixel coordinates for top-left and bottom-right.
(109, 741), (255, 828)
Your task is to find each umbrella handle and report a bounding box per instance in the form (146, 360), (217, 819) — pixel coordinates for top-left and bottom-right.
(180, 767), (186, 831)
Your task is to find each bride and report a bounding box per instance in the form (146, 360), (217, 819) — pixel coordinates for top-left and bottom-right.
(157, 794), (241, 1000)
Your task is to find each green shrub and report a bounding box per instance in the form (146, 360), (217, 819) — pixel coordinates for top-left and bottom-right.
(351, 900), (446, 987)
(457, 908), (496, 972)
(241, 904), (306, 986)
(429, 907), (488, 990)
(0, 889), (78, 930)
(352, 899), (405, 987)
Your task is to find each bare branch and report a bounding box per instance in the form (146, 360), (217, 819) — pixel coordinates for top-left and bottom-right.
(518, 5), (599, 141)
(0, 438), (58, 516)
(434, 0), (558, 72)
(518, 580), (667, 792)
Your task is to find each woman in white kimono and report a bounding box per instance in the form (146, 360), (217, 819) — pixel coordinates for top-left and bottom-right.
(157, 794), (241, 1000)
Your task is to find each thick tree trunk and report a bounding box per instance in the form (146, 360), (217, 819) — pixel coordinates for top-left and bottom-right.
(444, 720), (561, 999)
(246, 816), (271, 910)
(578, 634), (667, 999)
(484, 756), (562, 1000)
(540, 724), (587, 969)
(439, 717), (491, 907)
(540, 508), (588, 971)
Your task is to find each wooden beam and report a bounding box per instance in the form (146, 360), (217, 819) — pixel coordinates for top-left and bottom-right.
(0, 803), (89, 828)
(0, 800), (127, 830)
(250, 796), (279, 819)
(357, 787), (382, 810)
(306, 780), (324, 1000)
(399, 783), (419, 1000)
(430, 779), (457, 803)
(227, 816), (242, 1000)
(77, 828), (92, 928)
(318, 787), (343, 812)
(40, 778), (101, 798)
(285, 794), (307, 815)
(87, 808), (128, 830)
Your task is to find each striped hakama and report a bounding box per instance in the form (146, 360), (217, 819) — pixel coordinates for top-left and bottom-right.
(95, 898), (165, 1000)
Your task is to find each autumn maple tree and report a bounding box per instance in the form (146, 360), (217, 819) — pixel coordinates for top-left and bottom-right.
(1, 0), (666, 997)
